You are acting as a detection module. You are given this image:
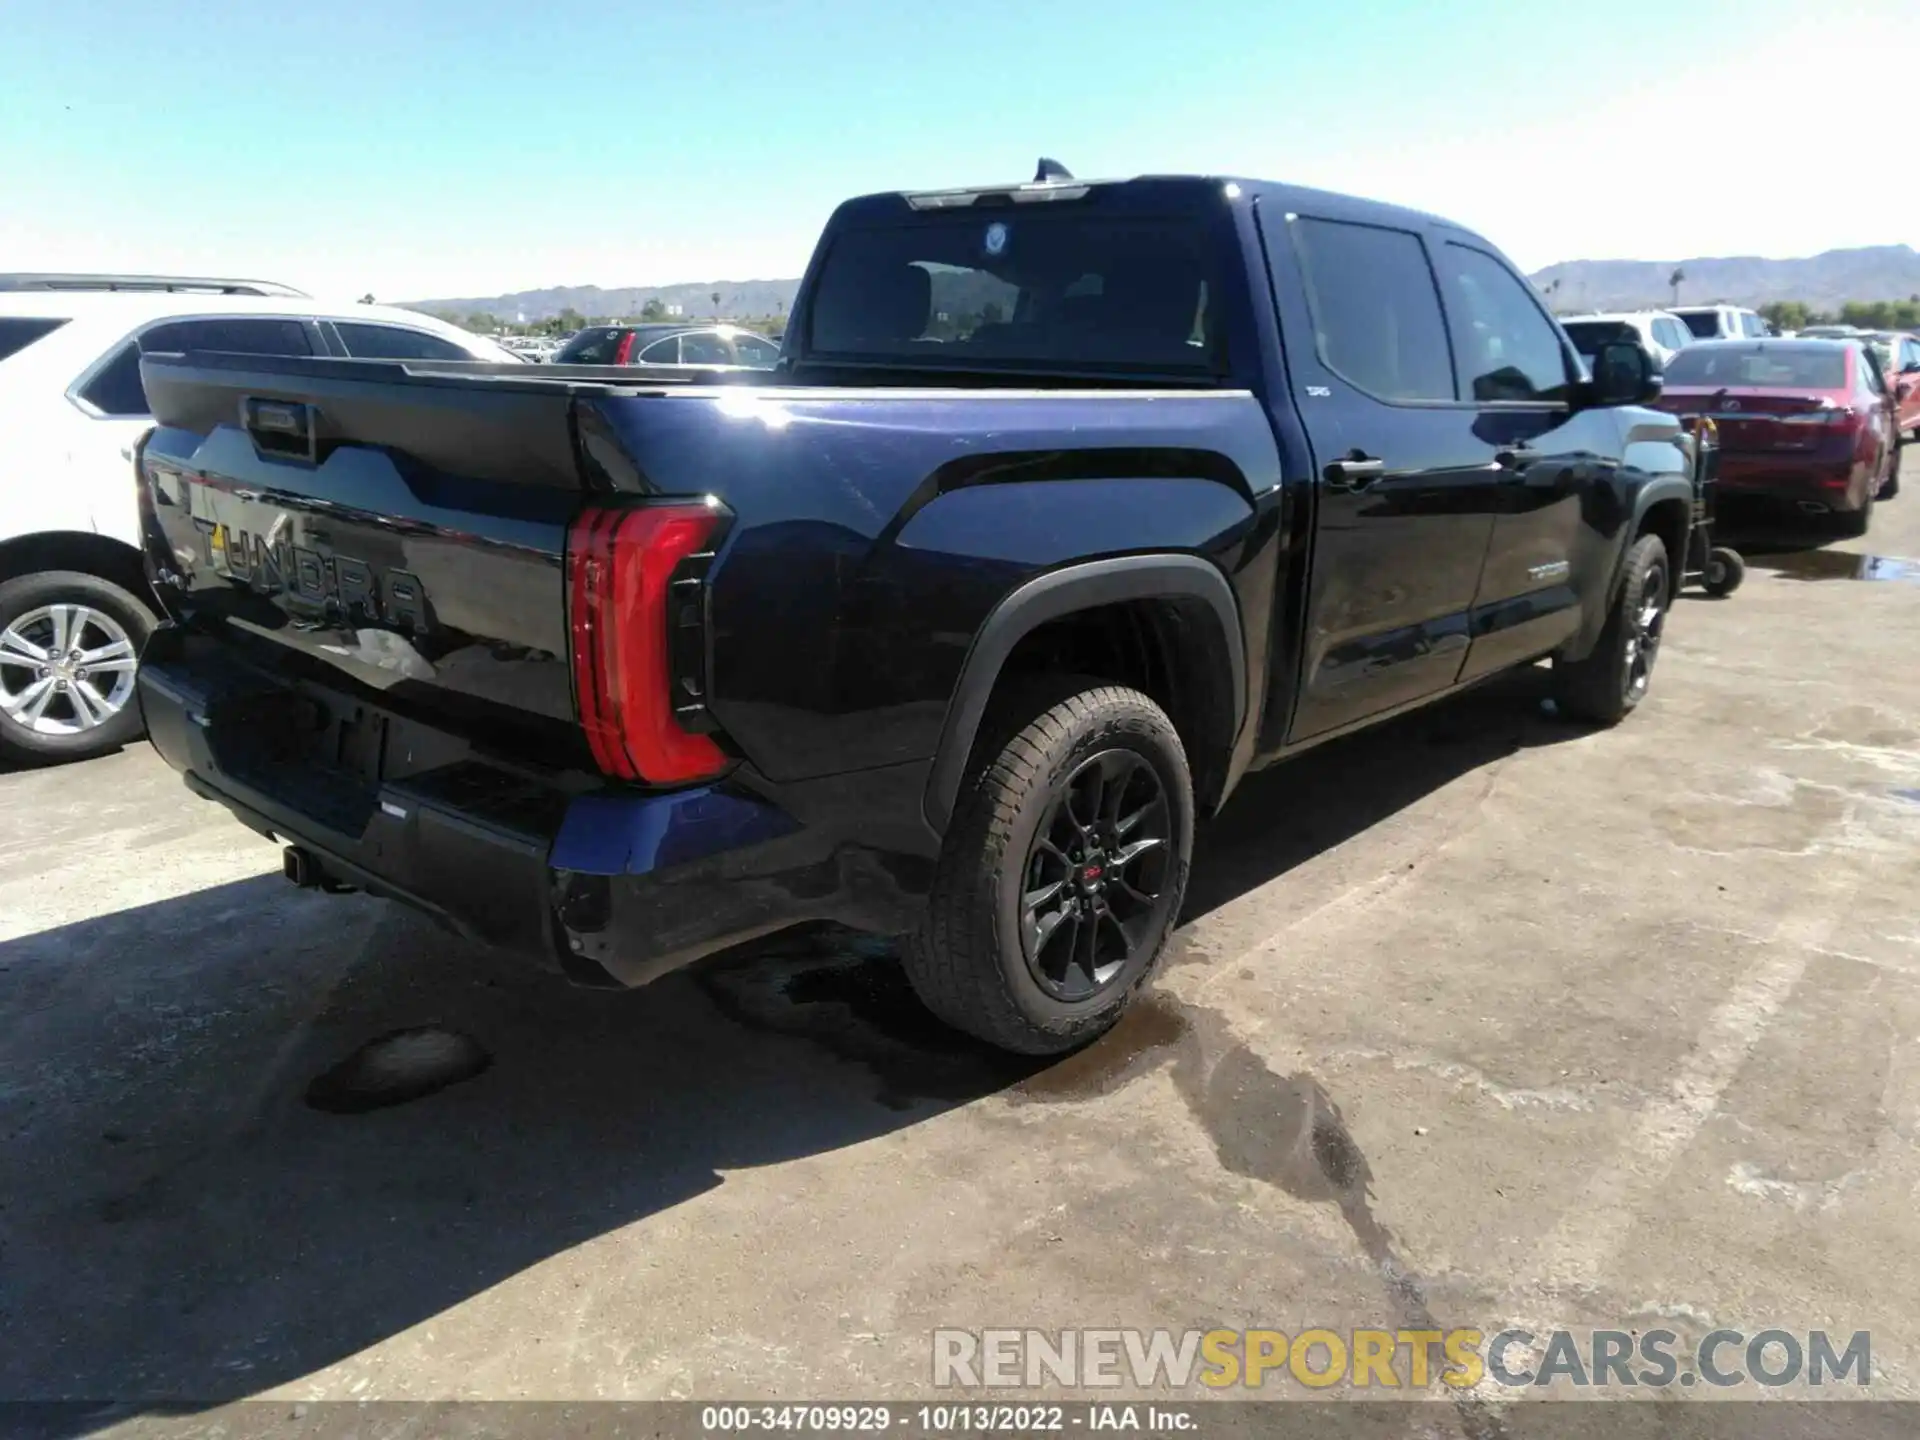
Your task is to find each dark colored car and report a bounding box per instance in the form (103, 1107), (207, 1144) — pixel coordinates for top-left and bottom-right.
(1654, 339), (1904, 530)
(133, 169), (1691, 1056)
(551, 323), (782, 369)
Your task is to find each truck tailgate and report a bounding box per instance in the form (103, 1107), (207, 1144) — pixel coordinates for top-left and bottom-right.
(139, 352), (587, 761)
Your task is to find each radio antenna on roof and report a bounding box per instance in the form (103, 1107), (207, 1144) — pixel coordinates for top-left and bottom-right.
(1032, 157), (1075, 183)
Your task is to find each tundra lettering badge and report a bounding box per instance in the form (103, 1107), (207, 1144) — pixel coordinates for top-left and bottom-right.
(193, 517), (432, 635)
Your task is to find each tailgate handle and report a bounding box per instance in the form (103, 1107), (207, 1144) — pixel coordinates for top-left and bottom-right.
(243, 397), (319, 463)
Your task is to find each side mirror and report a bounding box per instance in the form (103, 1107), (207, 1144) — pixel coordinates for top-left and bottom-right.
(1589, 340), (1662, 407)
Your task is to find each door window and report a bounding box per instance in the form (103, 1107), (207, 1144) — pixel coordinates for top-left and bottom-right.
(637, 336), (681, 364)
(77, 316), (313, 417)
(1858, 346), (1887, 396)
(334, 322), (471, 360)
(678, 331), (732, 365)
(1437, 244), (1573, 403)
(732, 333), (781, 368)
(1286, 217), (1455, 401)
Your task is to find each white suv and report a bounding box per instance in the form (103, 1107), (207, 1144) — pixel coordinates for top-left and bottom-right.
(1559, 310), (1695, 368)
(1670, 304), (1770, 342)
(0, 275), (517, 764)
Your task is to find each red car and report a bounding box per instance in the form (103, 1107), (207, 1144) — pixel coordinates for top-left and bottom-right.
(1862, 331), (1920, 440)
(1656, 339), (1906, 533)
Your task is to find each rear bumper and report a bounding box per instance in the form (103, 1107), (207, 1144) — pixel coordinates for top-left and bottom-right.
(1715, 455), (1865, 511)
(138, 628), (919, 987)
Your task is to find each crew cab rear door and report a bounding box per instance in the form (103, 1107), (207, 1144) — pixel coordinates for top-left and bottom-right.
(1265, 210), (1501, 742)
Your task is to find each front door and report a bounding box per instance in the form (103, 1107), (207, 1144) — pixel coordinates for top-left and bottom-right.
(1267, 212), (1503, 743)
(1428, 241), (1608, 682)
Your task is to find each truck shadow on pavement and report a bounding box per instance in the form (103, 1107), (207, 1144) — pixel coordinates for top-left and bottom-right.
(0, 667), (1577, 1419)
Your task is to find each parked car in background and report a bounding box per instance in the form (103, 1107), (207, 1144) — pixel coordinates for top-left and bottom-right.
(0, 274), (517, 764)
(1671, 304), (1770, 341)
(1798, 325), (1865, 339)
(550, 323), (783, 368)
(1561, 310), (1693, 368)
(1861, 332), (1920, 438)
(1653, 339), (1902, 532)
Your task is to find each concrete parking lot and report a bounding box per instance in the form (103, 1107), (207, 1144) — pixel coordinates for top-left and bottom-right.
(4, 491), (1920, 1430)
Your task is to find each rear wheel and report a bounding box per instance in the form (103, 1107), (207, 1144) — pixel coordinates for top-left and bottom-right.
(1551, 535), (1668, 726)
(0, 571), (156, 766)
(905, 679), (1193, 1056)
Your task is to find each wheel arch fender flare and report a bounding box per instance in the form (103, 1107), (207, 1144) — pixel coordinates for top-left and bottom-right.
(1626, 476), (1695, 582)
(922, 554), (1246, 836)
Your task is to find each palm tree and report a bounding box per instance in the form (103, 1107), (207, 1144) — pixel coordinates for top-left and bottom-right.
(1668, 268), (1686, 307)
(711, 290), (722, 319)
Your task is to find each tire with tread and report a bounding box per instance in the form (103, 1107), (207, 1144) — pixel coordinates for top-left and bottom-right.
(905, 677), (1193, 1056)
(1551, 534), (1668, 726)
(0, 570), (157, 766)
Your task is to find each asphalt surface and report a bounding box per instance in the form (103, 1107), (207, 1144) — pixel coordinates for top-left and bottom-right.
(4, 483), (1919, 1433)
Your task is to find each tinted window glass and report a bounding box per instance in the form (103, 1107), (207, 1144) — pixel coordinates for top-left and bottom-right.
(334, 322), (470, 360)
(1438, 244), (1571, 402)
(1562, 320), (1635, 360)
(1662, 345), (1846, 389)
(79, 342), (147, 415)
(637, 336), (680, 364)
(1858, 347), (1886, 395)
(141, 318), (314, 357)
(0, 317), (69, 363)
(553, 327), (621, 364)
(1656, 318), (1688, 350)
(1677, 311), (1720, 339)
(808, 213), (1216, 375)
(1288, 218), (1454, 401)
(733, 334), (781, 367)
(79, 316), (314, 417)
(679, 331), (731, 365)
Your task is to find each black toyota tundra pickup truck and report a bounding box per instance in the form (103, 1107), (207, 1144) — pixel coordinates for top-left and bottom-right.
(134, 168), (1693, 1055)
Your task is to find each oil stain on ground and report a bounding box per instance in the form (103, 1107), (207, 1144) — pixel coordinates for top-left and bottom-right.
(692, 926), (1040, 1109)
(304, 1026), (492, 1114)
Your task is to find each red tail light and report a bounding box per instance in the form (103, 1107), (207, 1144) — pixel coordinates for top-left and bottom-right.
(567, 499), (729, 784)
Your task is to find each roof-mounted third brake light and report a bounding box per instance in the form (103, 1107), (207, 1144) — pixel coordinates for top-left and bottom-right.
(905, 157), (1090, 210)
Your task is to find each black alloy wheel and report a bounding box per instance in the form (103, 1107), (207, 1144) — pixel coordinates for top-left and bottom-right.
(1623, 554), (1668, 702)
(1019, 749), (1175, 1004)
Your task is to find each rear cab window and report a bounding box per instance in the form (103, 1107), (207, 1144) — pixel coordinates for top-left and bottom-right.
(1677, 311), (1720, 340)
(0, 316), (70, 363)
(1663, 345), (1846, 390)
(553, 328), (621, 364)
(802, 205), (1221, 380)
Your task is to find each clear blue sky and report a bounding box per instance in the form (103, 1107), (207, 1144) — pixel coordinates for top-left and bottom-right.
(6, 0), (1913, 302)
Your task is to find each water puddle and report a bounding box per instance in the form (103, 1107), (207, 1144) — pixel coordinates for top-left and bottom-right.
(305, 1026), (492, 1113)
(1748, 550), (1920, 583)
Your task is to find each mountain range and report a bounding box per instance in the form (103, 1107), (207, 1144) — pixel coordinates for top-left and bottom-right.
(407, 278), (802, 323)
(1529, 244), (1920, 313)
(406, 244), (1920, 323)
